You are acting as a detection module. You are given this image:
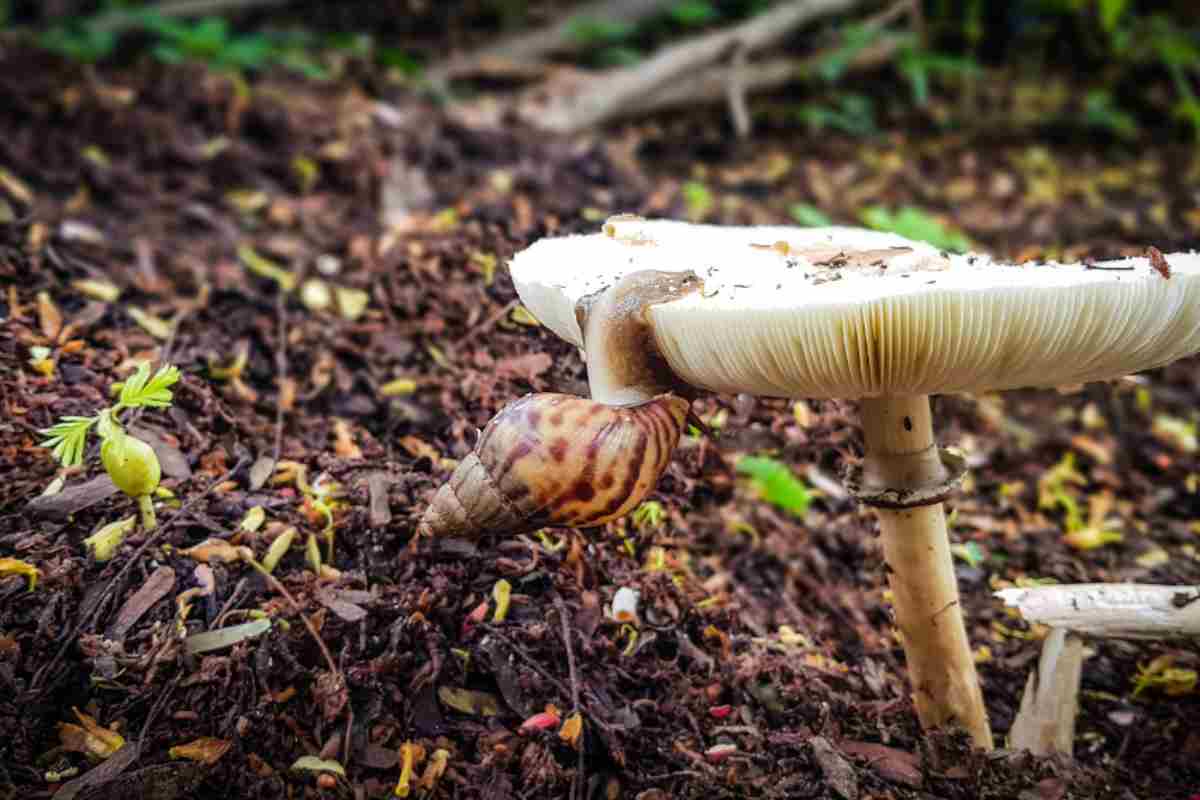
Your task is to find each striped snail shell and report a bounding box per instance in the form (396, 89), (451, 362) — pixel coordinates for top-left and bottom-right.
(418, 392), (690, 539)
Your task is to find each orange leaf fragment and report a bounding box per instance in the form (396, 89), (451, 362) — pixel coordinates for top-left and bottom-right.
(169, 736), (232, 765)
(559, 712), (583, 749)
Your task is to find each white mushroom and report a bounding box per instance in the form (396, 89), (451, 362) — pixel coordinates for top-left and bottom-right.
(507, 215), (1200, 749)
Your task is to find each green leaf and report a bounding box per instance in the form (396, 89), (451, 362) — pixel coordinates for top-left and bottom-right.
(567, 16), (636, 45)
(118, 362), (181, 410)
(736, 456), (811, 518)
(682, 181), (714, 220)
(789, 203), (833, 227)
(596, 45), (643, 67)
(791, 94), (877, 137)
(669, 1), (718, 27)
(951, 540), (986, 568)
(816, 23), (884, 83)
(858, 205), (972, 253)
(39, 416), (97, 467)
(1082, 90), (1139, 139)
(1098, 0), (1129, 33)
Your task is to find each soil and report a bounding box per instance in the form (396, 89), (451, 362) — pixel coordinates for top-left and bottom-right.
(1, 42), (1199, 800)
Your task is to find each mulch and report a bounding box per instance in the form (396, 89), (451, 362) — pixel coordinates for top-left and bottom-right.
(1, 44), (1198, 800)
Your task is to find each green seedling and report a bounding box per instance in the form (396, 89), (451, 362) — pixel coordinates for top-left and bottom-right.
(40, 361), (180, 530)
(631, 500), (666, 531)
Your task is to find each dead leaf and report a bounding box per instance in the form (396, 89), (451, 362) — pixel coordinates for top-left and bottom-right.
(169, 737), (231, 765)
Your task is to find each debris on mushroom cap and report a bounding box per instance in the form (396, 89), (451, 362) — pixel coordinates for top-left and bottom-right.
(510, 217), (1200, 400)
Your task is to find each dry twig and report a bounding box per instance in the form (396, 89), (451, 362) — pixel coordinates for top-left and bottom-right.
(517, 0), (866, 133)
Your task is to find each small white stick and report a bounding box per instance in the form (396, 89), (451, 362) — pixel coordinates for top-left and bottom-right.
(995, 584), (1200, 639)
(1008, 628), (1084, 756)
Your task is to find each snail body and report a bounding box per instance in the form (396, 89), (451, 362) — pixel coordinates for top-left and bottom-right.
(419, 392), (689, 539)
(419, 267), (703, 541)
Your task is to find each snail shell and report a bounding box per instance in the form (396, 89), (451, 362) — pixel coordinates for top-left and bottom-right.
(419, 392), (690, 539)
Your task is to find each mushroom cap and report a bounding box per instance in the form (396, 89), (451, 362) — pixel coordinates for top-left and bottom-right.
(510, 217), (1200, 399)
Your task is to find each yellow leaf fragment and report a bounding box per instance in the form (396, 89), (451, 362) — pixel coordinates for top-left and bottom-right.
(0, 166), (33, 204)
(510, 305), (540, 326)
(0, 557), (40, 590)
(305, 532), (322, 573)
(81, 145), (110, 169)
(292, 755), (346, 776)
(84, 515), (137, 562)
(1133, 655), (1197, 697)
(417, 748), (450, 792)
(559, 712), (583, 749)
(238, 244), (296, 292)
(438, 687), (500, 717)
(225, 189), (270, 214)
(37, 291), (63, 341)
(1135, 547), (1170, 568)
(240, 506), (266, 533)
(334, 286), (369, 321)
(1152, 414), (1198, 453)
(380, 378), (417, 397)
(470, 251), (497, 285)
(300, 278), (333, 312)
(182, 538), (253, 564)
(291, 156), (319, 192)
(127, 306), (173, 340)
(492, 579), (512, 623)
(169, 736), (232, 765)
(262, 526), (297, 574)
(332, 418), (362, 459)
(58, 708), (125, 761)
(73, 278), (121, 303)
(28, 345), (54, 377)
(395, 742), (426, 797)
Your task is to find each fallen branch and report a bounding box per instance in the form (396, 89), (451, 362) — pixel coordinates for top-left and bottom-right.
(517, 0), (867, 133)
(624, 33), (904, 118)
(995, 584), (1200, 639)
(1008, 628), (1084, 756)
(431, 0), (677, 82)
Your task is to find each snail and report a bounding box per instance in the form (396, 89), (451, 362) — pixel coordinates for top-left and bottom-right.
(419, 269), (703, 540)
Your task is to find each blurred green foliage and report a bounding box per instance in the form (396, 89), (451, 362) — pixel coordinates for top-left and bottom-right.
(735, 456), (812, 519)
(27, 0), (422, 78)
(858, 206), (973, 252)
(18, 0), (1200, 139)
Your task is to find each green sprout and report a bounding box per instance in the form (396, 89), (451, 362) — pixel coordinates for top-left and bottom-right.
(40, 362), (180, 530)
(631, 500), (666, 531)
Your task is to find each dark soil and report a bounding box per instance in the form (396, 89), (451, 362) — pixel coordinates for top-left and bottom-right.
(1, 44), (1198, 800)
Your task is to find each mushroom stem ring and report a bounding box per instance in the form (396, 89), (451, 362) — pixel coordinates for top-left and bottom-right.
(843, 444), (968, 509)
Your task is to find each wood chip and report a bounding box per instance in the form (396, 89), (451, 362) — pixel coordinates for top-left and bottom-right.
(838, 740), (921, 787)
(248, 456), (275, 490)
(315, 588), (369, 623)
(809, 737), (858, 800)
(26, 474), (119, 517)
(367, 472), (392, 527)
(109, 566), (175, 640)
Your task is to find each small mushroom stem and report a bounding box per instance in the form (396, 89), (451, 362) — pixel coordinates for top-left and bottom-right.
(859, 394), (992, 749)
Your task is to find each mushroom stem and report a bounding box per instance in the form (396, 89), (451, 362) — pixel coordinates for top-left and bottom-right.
(859, 394), (992, 749)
